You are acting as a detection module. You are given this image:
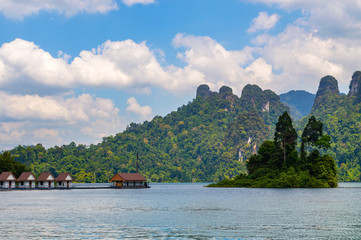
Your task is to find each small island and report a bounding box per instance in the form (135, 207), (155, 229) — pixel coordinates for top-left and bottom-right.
(208, 112), (337, 188)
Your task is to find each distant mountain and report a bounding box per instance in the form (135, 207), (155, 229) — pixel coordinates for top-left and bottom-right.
(279, 90), (315, 119)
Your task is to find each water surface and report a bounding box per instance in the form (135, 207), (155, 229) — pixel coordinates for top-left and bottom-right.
(1, 182), (361, 239)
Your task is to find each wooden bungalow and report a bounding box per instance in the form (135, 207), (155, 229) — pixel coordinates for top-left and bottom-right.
(0, 172), (16, 189)
(110, 173), (149, 188)
(56, 173), (73, 189)
(17, 172), (36, 189)
(37, 172), (55, 189)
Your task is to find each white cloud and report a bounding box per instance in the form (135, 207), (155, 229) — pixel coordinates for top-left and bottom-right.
(0, 92), (126, 149)
(1, 23), (361, 102)
(122, 0), (155, 7)
(72, 40), (168, 89)
(0, 92), (88, 122)
(252, 26), (361, 93)
(33, 129), (62, 146)
(0, 122), (27, 145)
(248, 0), (361, 39)
(171, 30), (361, 94)
(0, 38), (74, 93)
(33, 129), (59, 139)
(126, 97), (153, 120)
(248, 12), (280, 33)
(0, 0), (118, 20)
(0, 38), (205, 95)
(172, 33), (271, 94)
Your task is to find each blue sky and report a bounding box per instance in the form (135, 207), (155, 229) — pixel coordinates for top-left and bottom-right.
(0, 0), (360, 150)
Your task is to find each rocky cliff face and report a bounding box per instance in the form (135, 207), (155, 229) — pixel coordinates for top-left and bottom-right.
(315, 75), (340, 98)
(240, 84), (268, 111)
(348, 71), (361, 102)
(219, 86), (233, 96)
(196, 84), (211, 98)
(312, 75), (340, 111)
(195, 83), (288, 124)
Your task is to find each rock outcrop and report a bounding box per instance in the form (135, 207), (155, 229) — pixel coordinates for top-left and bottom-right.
(312, 75), (340, 111)
(348, 71), (361, 102)
(219, 86), (233, 96)
(315, 75), (340, 98)
(196, 84), (211, 98)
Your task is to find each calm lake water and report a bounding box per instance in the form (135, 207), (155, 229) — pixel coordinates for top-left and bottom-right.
(1, 182), (361, 239)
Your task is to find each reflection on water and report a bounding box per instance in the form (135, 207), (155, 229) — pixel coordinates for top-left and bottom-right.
(1, 182), (361, 239)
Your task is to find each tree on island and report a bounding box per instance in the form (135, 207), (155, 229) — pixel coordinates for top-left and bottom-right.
(274, 112), (298, 168)
(208, 112), (337, 188)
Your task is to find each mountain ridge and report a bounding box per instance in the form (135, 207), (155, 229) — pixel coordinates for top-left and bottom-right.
(279, 90), (315, 119)
(6, 71), (361, 182)
(9, 84), (288, 182)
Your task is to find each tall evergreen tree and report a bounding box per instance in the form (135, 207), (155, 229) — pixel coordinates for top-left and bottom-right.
(301, 116), (323, 161)
(274, 112), (297, 167)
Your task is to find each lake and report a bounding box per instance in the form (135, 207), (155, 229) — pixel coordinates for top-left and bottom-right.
(1, 182), (361, 239)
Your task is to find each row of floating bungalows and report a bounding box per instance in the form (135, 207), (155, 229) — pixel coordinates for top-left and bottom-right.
(0, 172), (73, 189)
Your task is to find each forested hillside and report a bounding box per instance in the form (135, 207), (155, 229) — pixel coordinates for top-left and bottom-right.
(9, 84), (288, 182)
(209, 113), (337, 188)
(301, 72), (361, 181)
(6, 71), (361, 183)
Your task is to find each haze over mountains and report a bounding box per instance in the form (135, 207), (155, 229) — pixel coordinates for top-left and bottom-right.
(7, 71), (361, 182)
(280, 90), (315, 119)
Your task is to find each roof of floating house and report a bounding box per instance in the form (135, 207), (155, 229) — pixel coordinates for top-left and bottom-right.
(0, 172), (16, 181)
(55, 173), (73, 181)
(37, 172), (55, 181)
(17, 172), (36, 181)
(110, 173), (147, 182)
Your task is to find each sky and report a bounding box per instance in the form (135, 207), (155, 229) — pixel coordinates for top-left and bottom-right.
(0, 0), (361, 150)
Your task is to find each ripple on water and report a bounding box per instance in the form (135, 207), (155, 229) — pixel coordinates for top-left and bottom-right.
(1, 183), (361, 239)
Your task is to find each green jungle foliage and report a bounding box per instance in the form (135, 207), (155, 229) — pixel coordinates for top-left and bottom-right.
(0, 151), (30, 178)
(8, 84), (288, 182)
(4, 71), (361, 183)
(299, 72), (361, 182)
(208, 112), (337, 188)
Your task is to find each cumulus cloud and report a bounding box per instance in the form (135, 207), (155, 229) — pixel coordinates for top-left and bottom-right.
(126, 97), (153, 120)
(33, 129), (62, 146)
(247, 12), (280, 33)
(171, 30), (361, 94)
(172, 33), (272, 94)
(0, 39), (74, 94)
(72, 40), (168, 89)
(0, 0), (119, 20)
(1, 29), (360, 97)
(122, 0), (155, 7)
(248, 0), (361, 39)
(245, 0), (361, 92)
(0, 38), (204, 95)
(0, 39), (160, 94)
(0, 122), (27, 146)
(0, 92), (126, 149)
(253, 26), (349, 92)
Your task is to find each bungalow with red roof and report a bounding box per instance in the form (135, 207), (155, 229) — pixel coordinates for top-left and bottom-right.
(18, 172), (36, 189)
(0, 172), (16, 189)
(110, 173), (149, 188)
(37, 172), (55, 189)
(56, 173), (73, 188)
